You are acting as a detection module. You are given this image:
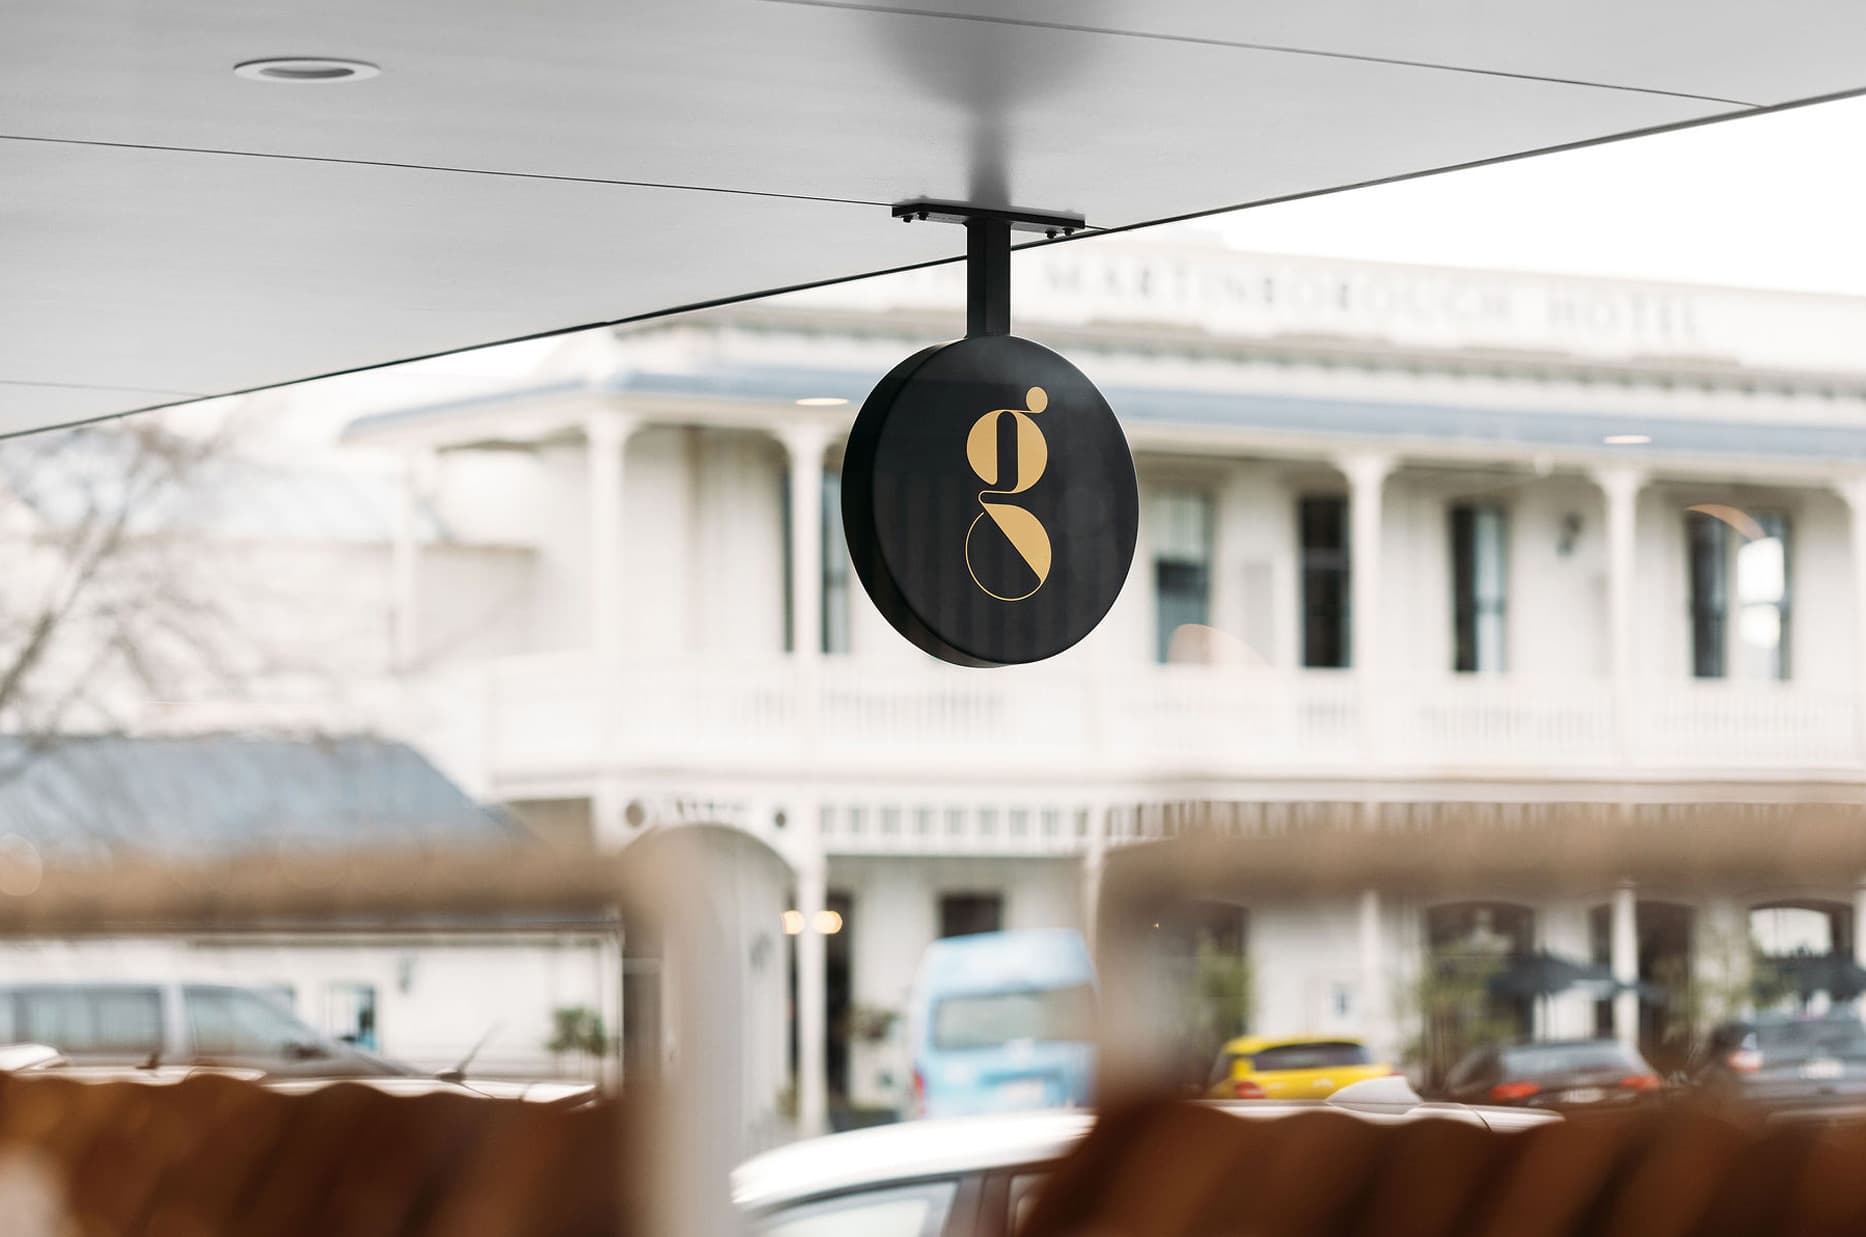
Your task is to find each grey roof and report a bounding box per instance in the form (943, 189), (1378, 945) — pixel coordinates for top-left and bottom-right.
(344, 363), (1866, 463)
(613, 365), (1866, 462)
(0, 735), (516, 864)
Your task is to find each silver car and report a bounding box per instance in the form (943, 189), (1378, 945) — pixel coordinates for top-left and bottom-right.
(0, 980), (408, 1078)
(734, 1079), (1555, 1235)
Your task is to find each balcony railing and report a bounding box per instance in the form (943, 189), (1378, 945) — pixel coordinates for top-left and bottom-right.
(468, 654), (1865, 786)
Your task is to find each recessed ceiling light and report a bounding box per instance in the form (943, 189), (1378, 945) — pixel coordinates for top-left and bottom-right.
(795, 397), (849, 407)
(234, 58), (381, 83)
(1603, 434), (1652, 446)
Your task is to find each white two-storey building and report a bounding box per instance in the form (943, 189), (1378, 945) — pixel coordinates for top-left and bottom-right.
(158, 229), (1866, 1129)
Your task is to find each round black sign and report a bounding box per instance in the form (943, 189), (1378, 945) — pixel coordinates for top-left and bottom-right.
(842, 334), (1139, 667)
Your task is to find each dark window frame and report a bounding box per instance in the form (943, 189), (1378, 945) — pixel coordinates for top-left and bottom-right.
(1687, 509), (1792, 681)
(1687, 510), (1730, 678)
(821, 467), (852, 656)
(938, 892), (1004, 939)
(1299, 494), (1350, 669)
(1449, 502), (1509, 673)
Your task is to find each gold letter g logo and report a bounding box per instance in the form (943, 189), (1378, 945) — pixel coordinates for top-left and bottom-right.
(964, 386), (1052, 601)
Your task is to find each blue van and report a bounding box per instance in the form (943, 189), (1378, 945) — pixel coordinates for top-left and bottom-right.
(907, 928), (1097, 1118)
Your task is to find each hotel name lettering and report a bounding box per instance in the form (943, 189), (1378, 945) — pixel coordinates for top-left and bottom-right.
(1028, 256), (1705, 350)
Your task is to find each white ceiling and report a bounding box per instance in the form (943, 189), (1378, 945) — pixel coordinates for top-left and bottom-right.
(4, 0), (1862, 435)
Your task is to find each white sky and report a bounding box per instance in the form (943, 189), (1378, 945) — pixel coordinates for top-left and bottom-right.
(1196, 93), (1866, 296)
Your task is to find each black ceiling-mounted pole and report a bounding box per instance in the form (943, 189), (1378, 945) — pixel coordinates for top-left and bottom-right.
(893, 199), (1089, 341)
(966, 216), (1012, 338)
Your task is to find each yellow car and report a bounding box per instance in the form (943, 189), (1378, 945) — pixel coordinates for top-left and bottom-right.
(1205, 1036), (1393, 1100)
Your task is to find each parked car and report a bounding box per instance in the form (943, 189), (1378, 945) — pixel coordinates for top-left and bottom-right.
(0, 980), (414, 1078)
(1441, 1039), (1664, 1110)
(1693, 1014), (1866, 1115)
(0, 1039), (598, 1110)
(908, 929), (1097, 1118)
(0, 1039), (597, 1106)
(735, 1080), (1556, 1234)
(1203, 1035), (1392, 1100)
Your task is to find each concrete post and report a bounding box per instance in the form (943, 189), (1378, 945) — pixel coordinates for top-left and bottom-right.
(1358, 887), (1392, 1062)
(794, 839), (829, 1136)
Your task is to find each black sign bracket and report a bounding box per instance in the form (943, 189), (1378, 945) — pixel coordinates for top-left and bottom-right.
(893, 200), (1089, 339)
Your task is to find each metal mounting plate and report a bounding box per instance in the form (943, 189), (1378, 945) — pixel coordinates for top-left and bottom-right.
(891, 199), (1089, 237)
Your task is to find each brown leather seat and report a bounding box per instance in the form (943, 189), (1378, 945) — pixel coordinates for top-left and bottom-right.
(1020, 1099), (1866, 1237)
(0, 1072), (627, 1237)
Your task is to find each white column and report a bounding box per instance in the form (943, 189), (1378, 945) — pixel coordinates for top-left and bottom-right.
(1593, 466), (1645, 759)
(1213, 465), (1252, 656)
(782, 424), (832, 1137)
(794, 837), (828, 1136)
(1836, 478), (1866, 766)
(1340, 454), (1393, 676)
(1611, 881), (1639, 1048)
(782, 425), (830, 661)
(1537, 903), (1594, 1041)
(1340, 454), (1392, 766)
(587, 410), (635, 665)
(390, 450), (437, 670)
(1270, 488), (1300, 671)
(1357, 888), (1392, 1062)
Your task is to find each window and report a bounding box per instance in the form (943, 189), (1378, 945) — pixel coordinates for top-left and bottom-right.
(822, 468), (851, 655)
(1249, 1041), (1372, 1072)
(756, 1180), (958, 1237)
(931, 984), (1097, 1051)
(327, 982), (379, 1050)
(1752, 904), (1849, 958)
(939, 892), (1003, 939)
(1151, 487), (1212, 663)
(1736, 513), (1790, 680)
(1500, 1041), (1647, 1075)
(16, 986), (162, 1057)
(1450, 504), (1508, 673)
(186, 985), (324, 1061)
(1753, 1018), (1866, 1064)
(1688, 509), (1790, 680)
(1299, 495), (1350, 668)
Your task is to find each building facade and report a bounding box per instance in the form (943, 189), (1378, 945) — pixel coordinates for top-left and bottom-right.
(155, 232), (1866, 1127)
